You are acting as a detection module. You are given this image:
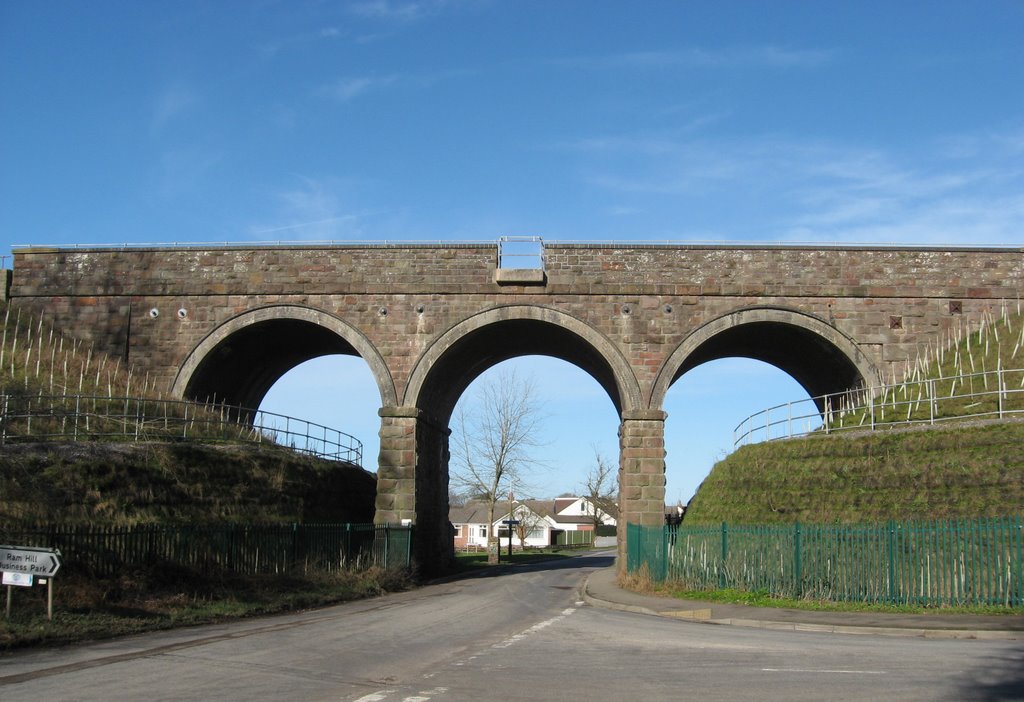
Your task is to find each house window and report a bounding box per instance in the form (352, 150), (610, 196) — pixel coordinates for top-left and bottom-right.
(480, 526), (487, 538)
(454, 525), (463, 537)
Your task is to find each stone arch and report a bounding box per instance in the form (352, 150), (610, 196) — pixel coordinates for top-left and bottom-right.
(403, 304), (642, 423)
(387, 304), (644, 573)
(650, 306), (880, 412)
(171, 304), (396, 411)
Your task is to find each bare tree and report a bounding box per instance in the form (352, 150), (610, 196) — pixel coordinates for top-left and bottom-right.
(511, 502), (548, 549)
(450, 369), (546, 564)
(582, 448), (616, 536)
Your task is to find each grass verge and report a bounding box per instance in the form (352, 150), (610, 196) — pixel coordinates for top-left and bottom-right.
(665, 587), (1024, 616)
(453, 548), (585, 570)
(619, 577), (1023, 616)
(0, 564), (410, 652)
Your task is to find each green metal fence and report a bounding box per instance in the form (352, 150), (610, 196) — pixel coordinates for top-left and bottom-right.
(627, 517), (1024, 607)
(1, 523), (413, 578)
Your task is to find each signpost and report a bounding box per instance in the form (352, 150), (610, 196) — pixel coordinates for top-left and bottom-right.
(1, 545), (62, 620)
(501, 519), (520, 558)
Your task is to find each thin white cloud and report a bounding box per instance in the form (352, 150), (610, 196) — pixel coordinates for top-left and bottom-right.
(251, 216), (362, 235)
(151, 85), (198, 132)
(347, 0), (484, 23)
(259, 26), (348, 58)
(250, 176), (379, 240)
(316, 74), (400, 102)
(316, 68), (472, 103)
(153, 147), (222, 199)
(567, 126), (1024, 245)
(559, 45), (835, 71)
(348, 1), (426, 22)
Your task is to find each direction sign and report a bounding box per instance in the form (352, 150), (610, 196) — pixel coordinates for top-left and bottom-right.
(0, 545), (62, 577)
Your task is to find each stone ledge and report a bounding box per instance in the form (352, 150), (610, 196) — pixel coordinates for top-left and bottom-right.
(494, 268), (547, 286)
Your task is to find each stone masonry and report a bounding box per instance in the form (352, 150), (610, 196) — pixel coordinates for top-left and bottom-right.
(9, 242), (1024, 573)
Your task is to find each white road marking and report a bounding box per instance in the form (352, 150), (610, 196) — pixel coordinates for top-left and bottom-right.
(491, 607), (579, 650)
(406, 687), (448, 701)
(762, 668), (887, 675)
(353, 685), (449, 702)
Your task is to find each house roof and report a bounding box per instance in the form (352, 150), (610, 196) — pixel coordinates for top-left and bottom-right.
(553, 497), (577, 513)
(449, 497), (619, 525)
(448, 501), (492, 524)
(591, 497), (619, 520)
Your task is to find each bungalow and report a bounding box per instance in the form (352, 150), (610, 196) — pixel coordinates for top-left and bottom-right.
(450, 497), (618, 550)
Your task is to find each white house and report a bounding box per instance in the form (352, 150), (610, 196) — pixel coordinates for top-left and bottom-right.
(450, 497), (618, 550)
(551, 497), (618, 527)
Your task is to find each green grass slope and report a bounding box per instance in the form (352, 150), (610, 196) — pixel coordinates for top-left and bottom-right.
(0, 304), (376, 527)
(684, 421), (1024, 524)
(687, 307), (1024, 525)
(0, 442), (376, 526)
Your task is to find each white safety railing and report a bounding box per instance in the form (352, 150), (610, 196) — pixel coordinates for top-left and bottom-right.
(734, 366), (1024, 447)
(497, 236), (545, 269)
(0, 393), (363, 465)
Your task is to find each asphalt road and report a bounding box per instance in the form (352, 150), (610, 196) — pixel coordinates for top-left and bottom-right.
(1, 552), (1021, 701)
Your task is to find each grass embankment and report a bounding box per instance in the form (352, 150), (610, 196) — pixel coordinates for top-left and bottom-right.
(0, 304), (388, 650)
(687, 307), (1024, 525)
(0, 441), (375, 526)
(685, 420), (1024, 524)
(671, 310), (1024, 613)
(0, 303), (377, 527)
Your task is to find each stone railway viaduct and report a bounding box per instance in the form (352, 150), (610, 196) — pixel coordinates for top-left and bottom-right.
(8, 242), (1024, 571)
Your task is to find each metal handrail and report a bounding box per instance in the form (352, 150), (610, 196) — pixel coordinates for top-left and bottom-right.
(733, 367), (1024, 447)
(497, 235), (545, 269)
(11, 239), (1024, 252)
(0, 392), (363, 466)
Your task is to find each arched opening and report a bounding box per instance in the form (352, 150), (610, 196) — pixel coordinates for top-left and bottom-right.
(654, 307), (879, 514)
(448, 356), (621, 553)
(182, 318), (359, 410)
(412, 317), (631, 427)
(173, 305), (396, 415)
(663, 358), (814, 507)
(653, 307), (878, 413)
(450, 356), (621, 499)
(397, 306), (642, 572)
(258, 354), (383, 471)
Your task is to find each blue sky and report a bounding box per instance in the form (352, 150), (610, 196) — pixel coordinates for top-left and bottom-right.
(3, 2), (1023, 502)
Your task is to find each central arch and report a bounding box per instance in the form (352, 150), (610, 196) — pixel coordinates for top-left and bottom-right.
(392, 305), (643, 572)
(405, 305), (642, 423)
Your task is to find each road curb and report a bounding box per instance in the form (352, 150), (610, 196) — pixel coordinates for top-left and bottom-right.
(581, 573), (1024, 641)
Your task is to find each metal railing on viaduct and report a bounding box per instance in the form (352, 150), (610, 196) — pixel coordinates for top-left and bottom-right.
(734, 366), (1024, 447)
(0, 392), (363, 465)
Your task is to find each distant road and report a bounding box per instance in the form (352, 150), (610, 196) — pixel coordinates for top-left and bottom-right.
(1, 552), (1019, 701)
